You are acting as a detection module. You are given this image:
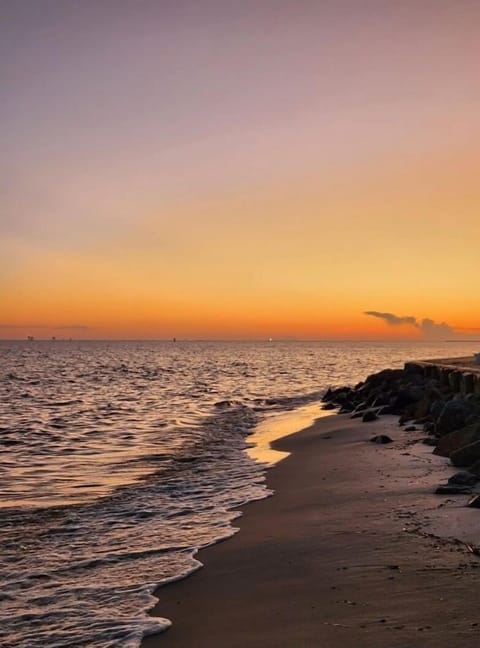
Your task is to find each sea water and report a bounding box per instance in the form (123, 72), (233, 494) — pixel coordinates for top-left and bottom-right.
(1, 339), (478, 647)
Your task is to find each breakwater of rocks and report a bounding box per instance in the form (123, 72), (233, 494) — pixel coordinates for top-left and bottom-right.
(322, 357), (480, 500)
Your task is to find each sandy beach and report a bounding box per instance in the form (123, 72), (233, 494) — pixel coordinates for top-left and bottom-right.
(143, 413), (480, 648)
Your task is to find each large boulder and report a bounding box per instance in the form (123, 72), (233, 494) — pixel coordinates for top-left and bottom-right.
(391, 386), (425, 412)
(413, 396), (431, 419)
(434, 422), (480, 458)
(448, 471), (478, 486)
(364, 368), (404, 389)
(436, 398), (476, 436)
(430, 399), (446, 422)
(448, 371), (463, 392)
(435, 484), (472, 495)
(468, 459), (480, 477)
(451, 440), (480, 467)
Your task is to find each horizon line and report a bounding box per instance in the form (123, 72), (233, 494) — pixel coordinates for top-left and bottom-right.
(1, 338), (480, 343)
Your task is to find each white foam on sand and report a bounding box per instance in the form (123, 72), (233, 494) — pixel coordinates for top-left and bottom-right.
(246, 403), (333, 466)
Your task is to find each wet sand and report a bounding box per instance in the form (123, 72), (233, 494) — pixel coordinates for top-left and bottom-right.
(143, 414), (480, 648)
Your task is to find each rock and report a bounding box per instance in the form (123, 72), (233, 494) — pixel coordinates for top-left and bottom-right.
(322, 388), (334, 402)
(435, 484), (472, 495)
(406, 385), (426, 403)
(322, 386), (353, 404)
(448, 370), (462, 392)
(379, 404), (396, 415)
(414, 415), (432, 425)
(354, 400), (370, 411)
(391, 388), (422, 411)
(430, 399), (446, 422)
(451, 440), (480, 468)
(436, 399), (475, 436)
(362, 410), (378, 422)
(351, 408), (367, 419)
(404, 425), (417, 432)
(413, 397), (431, 419)
(425, 382), (442, 400)
(404, 362), (425, 375)
(337, 397), (356, 412)
(421, 437), (437, 446)
(364, 368), (404, 388)
(467, 459), (480, 477)
(370, 434), (392, 444)
(433, 422), (480, 458)
(447, 471), (478, 486)
(461, 373), (476, 394)
(467, 495), (480, 508)
(322, 402), (336, 410)
(339, 407), (351, 414)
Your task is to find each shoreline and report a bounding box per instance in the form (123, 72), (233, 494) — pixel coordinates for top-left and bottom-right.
(142, 411), (480, 648)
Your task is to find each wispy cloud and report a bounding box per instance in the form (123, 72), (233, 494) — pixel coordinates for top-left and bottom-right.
(364, 311), (456, 339)
(364, 311), (417, 327)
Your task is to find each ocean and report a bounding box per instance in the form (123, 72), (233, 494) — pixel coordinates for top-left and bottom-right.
(1, 339), (478, 648)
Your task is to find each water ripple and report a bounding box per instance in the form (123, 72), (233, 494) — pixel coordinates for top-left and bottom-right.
(1, 339), (479, 647)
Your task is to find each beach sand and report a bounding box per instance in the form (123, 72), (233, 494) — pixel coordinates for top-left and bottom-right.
(143, 414), (480, 648)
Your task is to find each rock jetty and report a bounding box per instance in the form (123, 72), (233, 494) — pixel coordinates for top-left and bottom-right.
(322, 356), (480, 492)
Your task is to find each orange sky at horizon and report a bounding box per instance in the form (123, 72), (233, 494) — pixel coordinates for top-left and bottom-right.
(2, 1), (479, 340)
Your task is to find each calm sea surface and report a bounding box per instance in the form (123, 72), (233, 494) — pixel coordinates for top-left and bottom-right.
(1, 339), (478, 647)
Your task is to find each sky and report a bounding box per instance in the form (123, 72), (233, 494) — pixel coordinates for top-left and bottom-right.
(1, 0), (479, 339)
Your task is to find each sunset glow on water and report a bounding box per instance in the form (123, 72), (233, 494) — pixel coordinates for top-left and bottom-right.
(1, 339), (479, 647)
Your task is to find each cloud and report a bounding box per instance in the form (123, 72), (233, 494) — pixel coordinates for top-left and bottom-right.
(364, 311), (456, 339)
(418, 318), (455, 339)
(363, 311), (417, 327)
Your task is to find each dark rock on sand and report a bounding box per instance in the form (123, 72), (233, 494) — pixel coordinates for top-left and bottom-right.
(436, 399), (475, 436)
(451, 440), (480, 468)
(322, 387), (353, 404)
(370, 435), (392, 444)
(324, 365), (480, 466)
(322, 403), (336, 411)
(434, 423), (480, 458)
(467, 495), (480, 508)
(435, 484), (472, 495)
(337, 396), (356, 412)
(421, 437), (438, 446)
(447, 471), (478, 486)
